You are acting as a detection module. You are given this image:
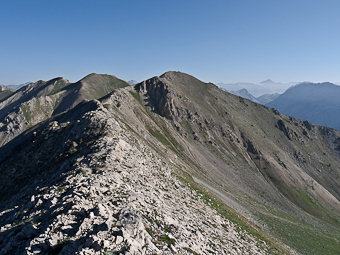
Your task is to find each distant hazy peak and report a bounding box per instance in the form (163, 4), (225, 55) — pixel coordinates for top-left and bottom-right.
(299, 81), (337, 87)
(237, 88), (250, 93)
(128, 80), (138, 85)
(0, 85), (12, 91)
(268, 81), (340, 129)
(230, 88), (259, 103)
(285, 81), (340, 93)
(5, 82), (32, 90)
(260, 79), (275, 84)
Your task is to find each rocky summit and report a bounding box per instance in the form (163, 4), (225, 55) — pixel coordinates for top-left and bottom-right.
(0, 72), (340, 255)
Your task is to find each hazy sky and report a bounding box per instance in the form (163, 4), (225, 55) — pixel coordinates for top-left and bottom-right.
(1, 0), (340, 84)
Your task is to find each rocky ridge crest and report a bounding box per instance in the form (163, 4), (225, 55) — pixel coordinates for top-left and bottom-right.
(0, 97), (272, 254)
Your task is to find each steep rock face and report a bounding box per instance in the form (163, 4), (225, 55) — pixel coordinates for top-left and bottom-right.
(135, 77), (173, 119)
(0, 97), (275, 255)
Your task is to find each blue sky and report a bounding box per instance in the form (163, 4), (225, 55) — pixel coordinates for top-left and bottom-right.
(1, 0), (340, 84)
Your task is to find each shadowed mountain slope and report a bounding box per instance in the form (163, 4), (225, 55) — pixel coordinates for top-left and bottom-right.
(256, 93), (280, 104)
(267, 82), (340, 130)
(225, 88), (280, 105)
(0, 73), (129, 146)
(0, 72), (340, 254)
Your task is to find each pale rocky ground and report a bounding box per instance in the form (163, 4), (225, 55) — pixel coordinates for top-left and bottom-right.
(0, 101), (270, 254)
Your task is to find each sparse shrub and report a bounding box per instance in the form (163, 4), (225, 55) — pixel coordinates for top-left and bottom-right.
(159, 234), (175, 246)
(146, 227), (153, 236)
(184, 247), (198, 254)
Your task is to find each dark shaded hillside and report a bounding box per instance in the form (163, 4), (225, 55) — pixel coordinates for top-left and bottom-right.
(257, 93), (280, 104)
(267, 82), (340, 130)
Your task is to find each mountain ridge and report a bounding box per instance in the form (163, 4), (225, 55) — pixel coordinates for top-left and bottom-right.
(0, 71), (340, 254)
(0, 74), (129, 147)
(218, 79), (296, 97)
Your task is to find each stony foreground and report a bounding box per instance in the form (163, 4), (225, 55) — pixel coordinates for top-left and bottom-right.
(0, 101), (270, 254)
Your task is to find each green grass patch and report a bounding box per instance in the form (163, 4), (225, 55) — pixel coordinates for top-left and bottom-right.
(282, 117), (290, 123)
(56, 185), (67, 192)
(247, 194), (340, 255)
(177, 172), (289, 254)
(145, 227), (153, 236)
(291, 189), (340, 225)
(179, 120), (194, 134)
(68, 146), (78, 155)
(148, 128), (178, 153)
(294, 189), (320, 209)
(47, 80), (69, 96)
(184, 247), (198, 254)
(164, 225), (172, 233)
(0, 90), (14, 101)
(20, 105), (32, 123)
(159, 234), (176, 246)
(258, 211), (340, 255)
(129, 90), (142, 105)
(142, 105), (184, 154)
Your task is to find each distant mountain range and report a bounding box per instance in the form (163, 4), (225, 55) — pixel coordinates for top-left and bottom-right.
(128, 80), (138, 85)
(5, 82), (32, 90)
(218, 79), (297, 97)
(0, 85), (14, 101)
(228, 81), (340, 130)
(267, 82), (340, 130)
(229, 88), (280, 104)
(230, 88), (259, 102)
